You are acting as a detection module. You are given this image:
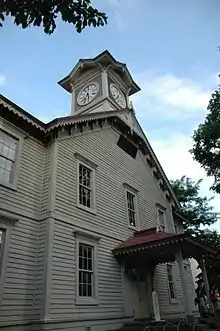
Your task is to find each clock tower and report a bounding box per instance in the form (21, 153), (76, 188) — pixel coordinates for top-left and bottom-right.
(58, 50), (140, 116)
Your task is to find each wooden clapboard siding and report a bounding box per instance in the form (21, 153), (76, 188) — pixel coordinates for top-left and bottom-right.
(55, 127), (174, 241)
(0, 218), (39, 325)
(50, 219), (124, 320)
(49, 126), (180, 322)
(0, 137), (45, 216)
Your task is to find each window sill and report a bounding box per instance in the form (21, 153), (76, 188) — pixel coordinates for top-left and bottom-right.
(0, 181), (17, 191)
(77, 204), (96, 215)
(128, 225), (139, 231)
(76, 297), (99, 306)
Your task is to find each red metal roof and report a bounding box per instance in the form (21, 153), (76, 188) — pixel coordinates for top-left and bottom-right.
(114, 227), (181, 252)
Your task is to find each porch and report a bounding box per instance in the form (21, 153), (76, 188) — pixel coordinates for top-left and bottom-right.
(113, 227), (217, 325)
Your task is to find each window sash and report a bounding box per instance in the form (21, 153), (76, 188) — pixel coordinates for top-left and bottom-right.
(0, 130), (17, 184)
(0, 229), (5, 277)
(78, 243), (94, 298)
(78, 163), (93, 209)
(127, 191), (136, 227)
(158, 210), (166, 231)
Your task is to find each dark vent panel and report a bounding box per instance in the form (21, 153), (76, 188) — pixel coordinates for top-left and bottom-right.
(117, 135), (138, 159)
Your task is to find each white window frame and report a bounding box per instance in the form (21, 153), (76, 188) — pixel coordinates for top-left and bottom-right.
(157, 208), (166, 232)
(124, 185), (139, 230)
(0, 215), (15, 305)
(75, 232), (99, 306)
(166, 263), (177, 303)
(0, 122), (23, 191)
(76, 155), (96, 214)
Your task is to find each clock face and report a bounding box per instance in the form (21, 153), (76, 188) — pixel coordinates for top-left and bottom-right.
(110, 83), (126, 109)
(77, 82), (99, 106)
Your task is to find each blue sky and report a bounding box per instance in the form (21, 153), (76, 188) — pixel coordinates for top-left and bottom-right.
(1, 0), (220, 228)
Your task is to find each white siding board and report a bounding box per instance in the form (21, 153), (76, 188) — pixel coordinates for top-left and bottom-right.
(50, 219), (124, 320)
(41, 145), (52, 213)
(55, 128), (174, 241)
(0, 218), (39, 325)
(0, 138), (45, 215)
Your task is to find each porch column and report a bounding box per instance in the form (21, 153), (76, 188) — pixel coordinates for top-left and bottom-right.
(199, 258), (214, 315)
(175, 249), (193, 323)
(145, 267), (154, 318)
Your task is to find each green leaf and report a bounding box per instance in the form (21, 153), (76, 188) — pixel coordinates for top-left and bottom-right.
(0, 0), (107, 34)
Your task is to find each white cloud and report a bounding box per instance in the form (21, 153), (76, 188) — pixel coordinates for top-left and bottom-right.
(0, 75), (6, 86)
(133, 70), (220, 229)
(147, 131), (220, 230)
(133, 72), (212, 120)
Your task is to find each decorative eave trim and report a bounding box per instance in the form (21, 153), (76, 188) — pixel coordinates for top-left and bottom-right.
(113, 234), (186, 256)
(0, 98), (46, 132)
(58, 50), (140, 95)
(0, 96), (179, 207)
(113, 234), (217, 257)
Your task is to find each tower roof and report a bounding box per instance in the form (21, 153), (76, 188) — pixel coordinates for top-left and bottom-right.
(58, 50), (141, 96)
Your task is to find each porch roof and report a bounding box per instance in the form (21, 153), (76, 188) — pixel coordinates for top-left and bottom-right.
(113, 227), (216, 264)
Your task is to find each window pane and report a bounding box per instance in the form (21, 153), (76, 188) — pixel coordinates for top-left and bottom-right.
(3, 170), (10, 183)
(88, 284), (92, 297)
(129, 210), (136, 227)
(127, 191), (136, 227)
(79, 185), (91, 208)
(170, 288), (175, 299)
(0, 168), (4, 181)
(0, 156), (6, 169)
(158, 210), (165, 226)
(79, 164), (91, 187)
(0, 230), (5, 276)
(79, 256), (83, 269)
(88, 258), (92, 271)
(127, 192), (135, 210)
(78, 243), (94, 298)
(0, 130), (17, 184)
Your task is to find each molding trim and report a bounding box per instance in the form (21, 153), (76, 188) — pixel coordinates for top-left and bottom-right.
(42, 218), (54, 321)
(122, 182), (138, 193)
(73, 228), (101, 241)
(0, 214), (17, 306)
(48, 141), (58, 213)
(74, 152), (98, 169)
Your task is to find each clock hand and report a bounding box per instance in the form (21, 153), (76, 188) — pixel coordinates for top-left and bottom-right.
(86, 92), (89, 103)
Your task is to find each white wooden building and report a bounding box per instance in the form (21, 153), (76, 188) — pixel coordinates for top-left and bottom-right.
(0, 51), (215, 331)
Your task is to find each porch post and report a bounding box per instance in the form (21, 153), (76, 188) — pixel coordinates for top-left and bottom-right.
(175, 249), (193, 324)
(145, 266), (154, 319)
(199, 258), (214, 315)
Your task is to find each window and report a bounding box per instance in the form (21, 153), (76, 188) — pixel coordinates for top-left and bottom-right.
(174, 224), (178, 234)
(167, 264), (177, 301)
(0, 130), (18, 185)
(126, 190), (138, 228)
(77, 161), (95, 212)
(0, 230), (5, 275)
(79, 243), (94, 297)
(75, 233), (99, 306)
(158, 209), (166, 232)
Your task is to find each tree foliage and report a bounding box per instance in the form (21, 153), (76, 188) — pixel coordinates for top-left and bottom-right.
(191, 86), (220, 194)
(170, 176), (220, 290)
(0, 0), (107, 34)
(197, 229), (220, 290)
(170, 176), (219, 235)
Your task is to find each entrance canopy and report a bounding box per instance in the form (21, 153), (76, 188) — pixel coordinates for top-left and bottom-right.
(113, 227), (216, 267)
